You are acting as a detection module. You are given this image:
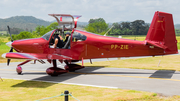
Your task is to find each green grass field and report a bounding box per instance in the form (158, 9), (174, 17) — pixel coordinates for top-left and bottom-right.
(0, 31), (8, 35)
(1, 79), (180, 101)
(83, 55), (180, 71)
(0, 37), (10, 62)
(0, 37), (22, 63)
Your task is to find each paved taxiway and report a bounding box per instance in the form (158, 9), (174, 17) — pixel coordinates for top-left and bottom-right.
(0, 60), (180, 96)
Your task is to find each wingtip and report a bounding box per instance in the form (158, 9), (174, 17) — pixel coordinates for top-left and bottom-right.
(2, 53), (6, 58)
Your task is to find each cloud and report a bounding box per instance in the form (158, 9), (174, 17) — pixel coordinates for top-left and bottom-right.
(0, 0), (180, 24)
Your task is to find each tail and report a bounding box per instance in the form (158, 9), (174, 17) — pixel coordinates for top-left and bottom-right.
(145, 11), (178, 54)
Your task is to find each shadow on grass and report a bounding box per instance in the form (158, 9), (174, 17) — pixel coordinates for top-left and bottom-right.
(11, 80), (56, 88)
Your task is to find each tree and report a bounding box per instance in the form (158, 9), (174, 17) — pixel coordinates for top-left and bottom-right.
(85, 18), (108, 35)
(8, 22), (59, 41)
(10, 31), (34, 40)
(35, 22), (58, 36)
(108, 20), (149, 35)
(131, 20), (147, 35)
(109, 23), (122, 35)
(88, 18), (106, 24)
(46, 22), (58, 30)
(121, 22), (131, 29)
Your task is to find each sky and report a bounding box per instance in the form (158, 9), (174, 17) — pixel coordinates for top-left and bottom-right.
(0, 0), (180, 24)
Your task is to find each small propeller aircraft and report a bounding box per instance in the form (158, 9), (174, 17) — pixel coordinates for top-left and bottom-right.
(2, 11), (178, 76)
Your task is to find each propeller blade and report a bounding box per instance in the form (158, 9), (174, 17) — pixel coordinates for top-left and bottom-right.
(9, 47), (13, 52)
(6, 26), (13, 66)
(7, 26), (13, 42)
(7, 59), (11, 66)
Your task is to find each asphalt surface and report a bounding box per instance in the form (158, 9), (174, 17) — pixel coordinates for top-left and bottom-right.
(0, 58), (180, 96)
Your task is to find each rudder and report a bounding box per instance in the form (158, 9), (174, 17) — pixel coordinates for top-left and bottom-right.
(145, 11), (178, 54)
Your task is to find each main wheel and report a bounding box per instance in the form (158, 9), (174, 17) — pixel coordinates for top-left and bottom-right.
(46, 67), (68, 76)
(16, 66), (22, 74)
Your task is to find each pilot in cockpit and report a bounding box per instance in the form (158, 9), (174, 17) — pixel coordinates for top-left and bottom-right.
(51, 31), (64, 48)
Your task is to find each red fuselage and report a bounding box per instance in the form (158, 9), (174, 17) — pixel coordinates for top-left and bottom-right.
(11, 29), (165, 61)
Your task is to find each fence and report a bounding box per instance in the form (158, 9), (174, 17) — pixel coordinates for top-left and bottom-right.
(35, 90), (80, 101)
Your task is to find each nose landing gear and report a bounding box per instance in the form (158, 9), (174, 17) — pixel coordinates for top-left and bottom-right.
(16, 66), (22, 74)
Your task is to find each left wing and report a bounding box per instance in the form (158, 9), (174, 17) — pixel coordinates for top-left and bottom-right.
(2, 52), (38, 60)
(2, 52), (73, 60)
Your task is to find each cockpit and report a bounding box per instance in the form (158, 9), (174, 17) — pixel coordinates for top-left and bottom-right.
(42, 29), (87, 49)
(42, 14), (87, 49)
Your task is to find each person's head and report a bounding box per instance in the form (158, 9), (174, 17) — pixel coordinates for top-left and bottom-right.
(52, 31), (59, 39)
(52, 34), (58, 39)
(65, 32), (71, 37)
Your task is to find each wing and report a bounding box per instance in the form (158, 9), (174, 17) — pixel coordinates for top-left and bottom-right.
(2, 52), (73, 60)
(2, 52), (40, 60)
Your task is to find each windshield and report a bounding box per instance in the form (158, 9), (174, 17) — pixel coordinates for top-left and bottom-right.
(42, 30), (54, 40)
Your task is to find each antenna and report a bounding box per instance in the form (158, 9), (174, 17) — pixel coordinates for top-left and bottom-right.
(104, 25), (114, 36)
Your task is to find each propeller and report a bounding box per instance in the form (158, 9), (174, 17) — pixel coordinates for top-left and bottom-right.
(7, 26), (13, 42)
(7, 26), (14, 66)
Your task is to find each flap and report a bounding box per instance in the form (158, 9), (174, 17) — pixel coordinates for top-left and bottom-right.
(47, 54), (73, 60)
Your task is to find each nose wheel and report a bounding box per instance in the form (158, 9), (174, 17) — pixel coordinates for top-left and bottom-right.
(16, 60), (31, 75)
(16, 66), (22, 74)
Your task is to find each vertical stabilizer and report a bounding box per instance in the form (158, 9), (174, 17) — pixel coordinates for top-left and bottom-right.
(145, 11), (178, 54)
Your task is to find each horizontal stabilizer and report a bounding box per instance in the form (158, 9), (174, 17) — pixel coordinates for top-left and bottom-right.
(145, 41), (167, 49)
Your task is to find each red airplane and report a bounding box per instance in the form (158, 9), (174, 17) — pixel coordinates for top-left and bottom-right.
(2, 11), (178, 76)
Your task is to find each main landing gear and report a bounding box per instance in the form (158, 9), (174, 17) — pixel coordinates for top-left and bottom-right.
(15, 59), (84, 76)
(46, 59), (84, 76)
(46, 59), (68, 76)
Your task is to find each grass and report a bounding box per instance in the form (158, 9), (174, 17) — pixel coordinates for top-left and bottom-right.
(0, 43), (22, 63)
(0, 36), (9, 42)
(0, 37), (23, 63)
(0, 31), (8, 35)
(121, 35), (146, 41)
(83, 55), (180, 71)
(122, 35), (180, 49)
(0, 79), (180, 101)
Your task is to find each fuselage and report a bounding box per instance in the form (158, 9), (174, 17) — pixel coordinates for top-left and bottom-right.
(10, 29), (165, 60)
